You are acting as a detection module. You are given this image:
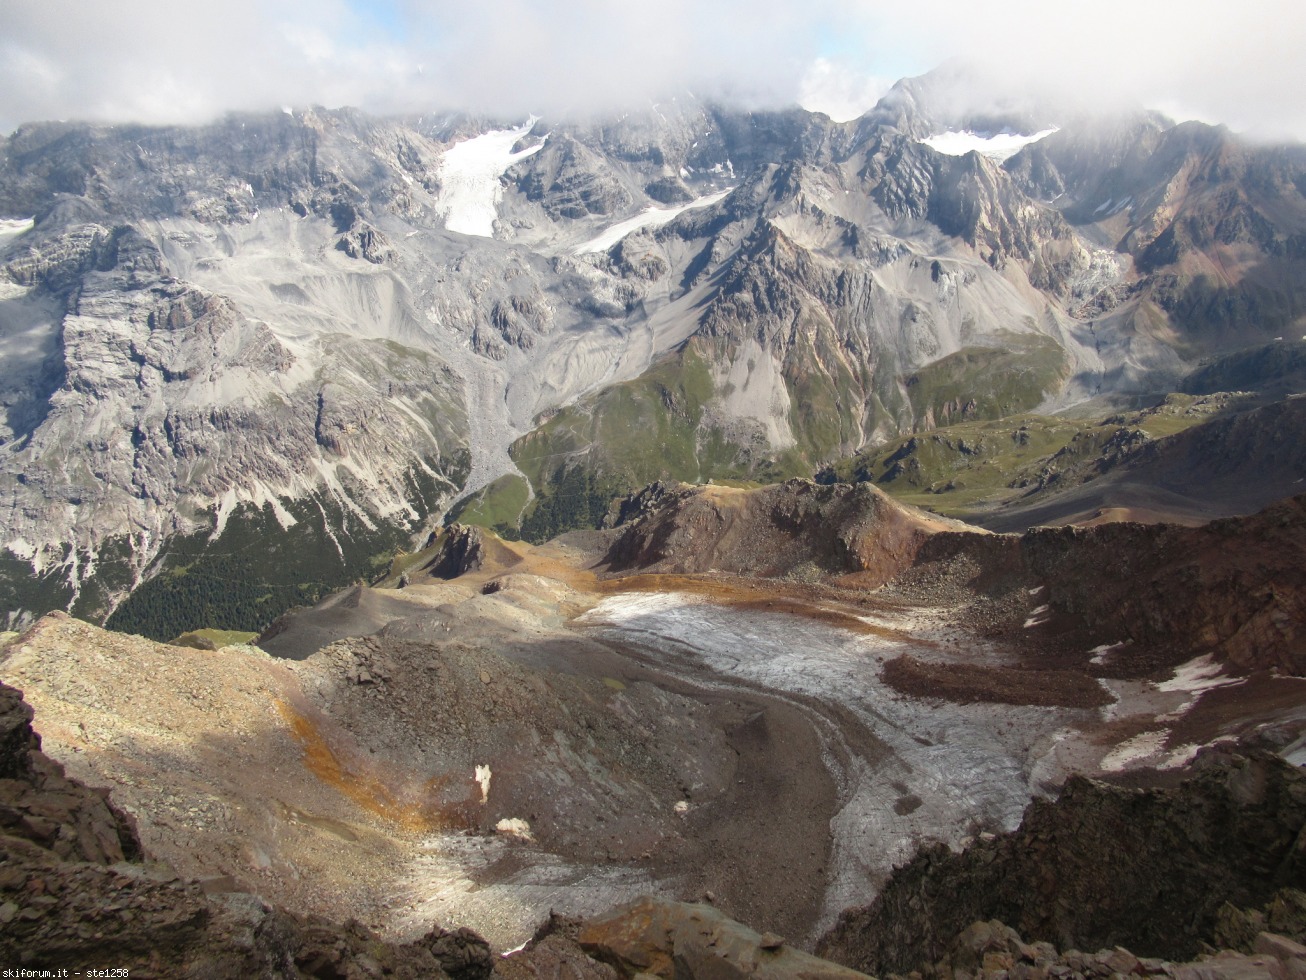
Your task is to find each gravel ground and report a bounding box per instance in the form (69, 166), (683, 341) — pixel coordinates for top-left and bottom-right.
(2, 529), (1303, 955)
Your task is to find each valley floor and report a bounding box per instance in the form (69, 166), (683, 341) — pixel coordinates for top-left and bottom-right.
(3, 508), (1303, 952)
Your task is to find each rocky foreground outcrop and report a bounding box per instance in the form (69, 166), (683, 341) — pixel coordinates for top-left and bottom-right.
(0, 678), (493, 977)
(0, 682), (141, 866)
(507, 897), (1306, 980)
(576, 897), (869, 980)
(817, 750), (1306, 975)
(895, 915), (1306, 980)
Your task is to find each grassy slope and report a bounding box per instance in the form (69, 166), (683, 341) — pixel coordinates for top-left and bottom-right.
(458, 328), (1073, 542)
(170, 628), (260, 649)
(904, 333), (1071, 425)
(448, 474), (532, 539)
(472, 341), (815, 543)
(824, 393), (1229, 517)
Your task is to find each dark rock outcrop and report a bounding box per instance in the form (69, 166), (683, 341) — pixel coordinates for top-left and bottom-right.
(335, 222), (395, 263)
(1017, 495), (1306, 674)
(908, 490), (1306, 676)
(417, 924), (495, 980)
(425, 523), (488, 579)
(645, 176), (694, 204)
(604, 479), (954, 586)
(0, 677), (140, 864)
(499, 914), (620, 980)
(924, 915), (1306, 980)
(817, 750), (1306, 975)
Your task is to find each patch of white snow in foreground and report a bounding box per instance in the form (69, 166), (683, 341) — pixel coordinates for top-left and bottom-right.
(1089, 641), (1129, 666)
(495, 817), (533, 840)
(1099, 730), (1169, 772)
(918, 127), (1059, 162)
(1023, 605), (1050, 629)
(435, 119), (544, 238)
(1154, 653), (1246, 723)
(1156, 653), (1243, 694)
(1100, 731), (1226, 774)
(575, 188), (733, 254)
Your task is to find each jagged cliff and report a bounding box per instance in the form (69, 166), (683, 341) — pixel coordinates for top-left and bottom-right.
(5, 67), (1306, 627)
(818, 750), (1306, 973)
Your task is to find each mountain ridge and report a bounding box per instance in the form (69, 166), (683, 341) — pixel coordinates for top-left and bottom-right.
(3, 69), (1306, 630)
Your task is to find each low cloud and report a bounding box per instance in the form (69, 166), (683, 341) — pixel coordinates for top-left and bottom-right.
(838, 0), (1306, 140)
(1, 0), (1304, 141)
(799, 58), (891, 122)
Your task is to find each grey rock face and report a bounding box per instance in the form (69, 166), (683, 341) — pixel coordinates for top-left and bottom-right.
(515, 135), (633, 219)
(0, 205), (467, 622)
(2, 70), (1303, 622)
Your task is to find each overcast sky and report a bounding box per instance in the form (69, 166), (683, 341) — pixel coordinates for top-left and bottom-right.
(3, 0), (1305, 140)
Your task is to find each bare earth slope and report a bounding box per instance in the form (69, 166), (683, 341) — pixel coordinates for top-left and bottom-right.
(602, 479), (971, 586)
(0, 674), (491, 977)
(2, 481), (1305, 957)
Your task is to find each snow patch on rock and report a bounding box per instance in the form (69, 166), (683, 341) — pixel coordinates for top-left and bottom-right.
(1089, 641), (1129, 666)
(435, 119), (545, 238)
(0, 217), (34, 243)
(1099, 730), (1169, 772)
(495, 817), (533, 840)
(1156, 654), (1239, 694)
(1023, 605), (1051, 629)
(575, 188), (732, 254)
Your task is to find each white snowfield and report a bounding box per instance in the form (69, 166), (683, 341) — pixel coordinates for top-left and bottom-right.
(919, 127), (1059, 162)
(575, 188), (733, 255)
(1156, 653), (1243, 695)
(435, 118), (545, 238)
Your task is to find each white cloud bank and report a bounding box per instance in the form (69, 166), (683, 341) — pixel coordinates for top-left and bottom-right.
(1, 0), (1304, 141)
(798, 58), (891, 122)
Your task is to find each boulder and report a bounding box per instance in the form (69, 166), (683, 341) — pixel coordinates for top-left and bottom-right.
(579, 897), (871, 980)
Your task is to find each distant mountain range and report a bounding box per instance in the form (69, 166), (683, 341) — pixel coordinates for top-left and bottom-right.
(2, 66), (1305, 635)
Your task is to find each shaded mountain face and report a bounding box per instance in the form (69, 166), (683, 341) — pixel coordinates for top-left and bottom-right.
(818, 749), (1306, 973)
(3, 69), (1306, 630)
